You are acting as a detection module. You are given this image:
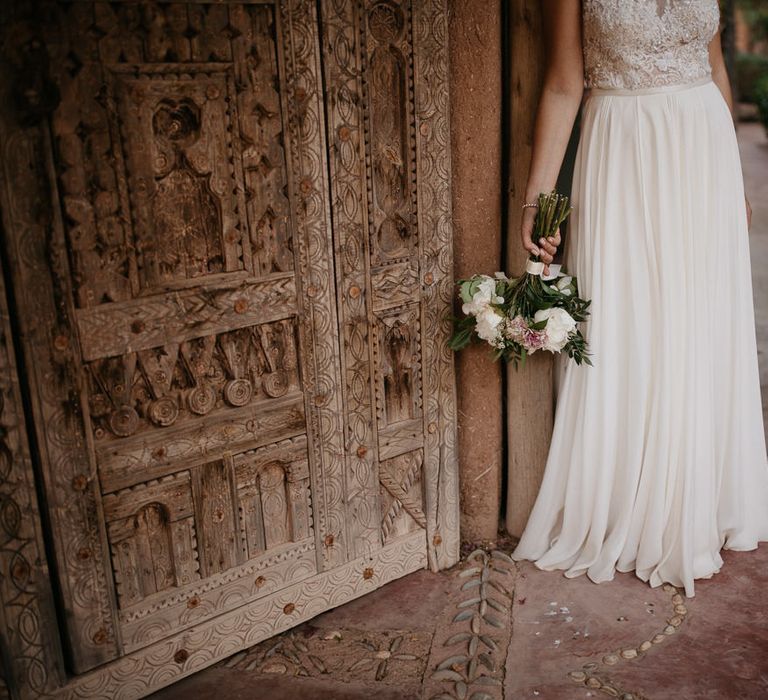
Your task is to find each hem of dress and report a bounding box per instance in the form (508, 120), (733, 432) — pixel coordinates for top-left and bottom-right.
(512, 548), (740, 599)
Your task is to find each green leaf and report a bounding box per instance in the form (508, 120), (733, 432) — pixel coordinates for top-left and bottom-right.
(459, 280), (475, 303)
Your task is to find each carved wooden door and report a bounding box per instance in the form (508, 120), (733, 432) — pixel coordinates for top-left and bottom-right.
(0, 0), (458, 695)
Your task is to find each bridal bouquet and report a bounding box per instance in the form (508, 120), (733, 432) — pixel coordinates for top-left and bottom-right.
(448, 192), (592, 368)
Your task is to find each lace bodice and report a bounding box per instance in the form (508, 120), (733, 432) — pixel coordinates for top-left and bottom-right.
(582, 0), (721, 89)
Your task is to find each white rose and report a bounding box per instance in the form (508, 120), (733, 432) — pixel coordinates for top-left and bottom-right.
(533, 307), (577, 352)
(475, 307), (504, 344)
(461, 297), (483, 316)
(462, 276), (504, 315)
(477, 277), (505, 305)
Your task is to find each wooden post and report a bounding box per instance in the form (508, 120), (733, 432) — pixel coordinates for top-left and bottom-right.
(448, 0), (504, 542)
(504, 1), (555, 538)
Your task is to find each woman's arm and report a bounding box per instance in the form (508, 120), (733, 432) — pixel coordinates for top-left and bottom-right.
(709, 27), (752, 228)
(521, 0), (585, 272)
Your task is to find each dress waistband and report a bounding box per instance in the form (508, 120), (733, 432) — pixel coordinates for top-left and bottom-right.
(587, 75), (713, 97)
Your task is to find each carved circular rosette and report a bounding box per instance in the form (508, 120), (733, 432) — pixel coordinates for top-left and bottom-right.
(108, 406), (139, 437)
(147, 396), (180, 427)
(262, 371), (289, 399)
(186, 384), (217, 416)
(368, 1), (405, 43)
(223, 378), (252, 407)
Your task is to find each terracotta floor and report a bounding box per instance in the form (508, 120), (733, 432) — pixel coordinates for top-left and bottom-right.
(151, 123), (768, 700)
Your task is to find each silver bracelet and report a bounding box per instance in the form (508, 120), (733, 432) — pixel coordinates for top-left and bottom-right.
(521, 201), (539, 210)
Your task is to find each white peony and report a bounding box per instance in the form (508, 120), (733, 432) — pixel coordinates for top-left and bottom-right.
(533, 307), (577, 352)
(462, 276), (504, 315)
(474, 307), (504, 344)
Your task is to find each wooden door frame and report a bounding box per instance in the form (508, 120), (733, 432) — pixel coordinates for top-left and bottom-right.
(0, 0), (459, 697)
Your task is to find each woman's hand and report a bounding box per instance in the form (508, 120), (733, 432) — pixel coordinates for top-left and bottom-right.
(746, 196), (752, 230)
(521, 205), (562, 275)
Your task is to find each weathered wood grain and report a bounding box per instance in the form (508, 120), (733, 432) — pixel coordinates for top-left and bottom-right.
(412, 0), (461, 570)
(0, 0), (459, 695)
(62, 531), (426, 699)
(377, 417), (424, 460)
(96, 390), (306, 493)
(0, 193), (64, 697)
(75, 275), (297, 361)
(504, 1), (555, 538)
(447, 0), (504, 542)
(0, 0), (349, 674)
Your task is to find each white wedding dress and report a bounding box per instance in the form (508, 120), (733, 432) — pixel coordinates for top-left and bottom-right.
(511, 0), (768, 598)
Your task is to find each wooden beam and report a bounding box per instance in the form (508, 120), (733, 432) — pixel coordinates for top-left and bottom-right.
(504, 1), (555, 538)
(448, 0), (504, 542)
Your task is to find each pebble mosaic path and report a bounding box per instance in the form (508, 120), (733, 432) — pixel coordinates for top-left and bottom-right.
(152, 539), (768, 700)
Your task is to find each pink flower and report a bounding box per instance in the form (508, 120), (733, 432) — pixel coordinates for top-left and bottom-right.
(503, 315), (549, 353)
(523, 327), (548, 352)
(504, 315), (527, 342)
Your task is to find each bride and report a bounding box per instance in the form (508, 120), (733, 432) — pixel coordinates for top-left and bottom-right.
(510, 0), (768, 598)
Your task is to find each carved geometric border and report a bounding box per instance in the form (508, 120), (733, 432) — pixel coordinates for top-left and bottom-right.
(0, 93), (121, 672)
(62, 531), (427, 699)
(319, 0), (459, 571)
(411, 0), (460, 569)
(278, 0), (350, 573)
(320, 0), (384, 562)
(75, 275), (298, 362)
(0, 231), (63, 698)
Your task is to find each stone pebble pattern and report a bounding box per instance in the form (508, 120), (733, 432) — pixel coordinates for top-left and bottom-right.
(427, 548), (515, 700)
(218, 627), (429, 688)
(565, 583), (689, 699)
(214, 548), (690, 699)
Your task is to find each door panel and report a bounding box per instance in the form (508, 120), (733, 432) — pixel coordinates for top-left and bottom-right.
(0, 0), (459, 693)
(3, 0), (347, 673)
(321, 0), (442, 561)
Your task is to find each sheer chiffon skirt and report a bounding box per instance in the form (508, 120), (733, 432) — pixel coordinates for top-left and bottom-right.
(510, 79), (768, 598)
